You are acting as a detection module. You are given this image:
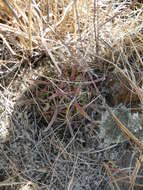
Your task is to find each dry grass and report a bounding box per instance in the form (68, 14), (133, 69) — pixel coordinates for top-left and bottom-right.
(0, 0), (143, 189)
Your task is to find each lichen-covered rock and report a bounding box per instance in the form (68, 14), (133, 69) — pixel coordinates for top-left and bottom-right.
(99, 104), (143, 147)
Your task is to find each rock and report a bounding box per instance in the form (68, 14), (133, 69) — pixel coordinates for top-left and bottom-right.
(99, 104), (143, 147)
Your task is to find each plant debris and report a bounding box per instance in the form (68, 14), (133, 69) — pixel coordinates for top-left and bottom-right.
(0, 0), (143, 189)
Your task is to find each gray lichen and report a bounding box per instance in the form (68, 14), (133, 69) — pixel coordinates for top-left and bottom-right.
(99, 104), (143, 147)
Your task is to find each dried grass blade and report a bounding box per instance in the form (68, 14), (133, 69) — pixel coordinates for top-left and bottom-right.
(28, 0), (32, 51)
(107, 107), (143, 150)
(129, 36), (143, 67)
(103, 162), (120, 190)
(44, 107), (58, 132)
(3, 0), (18, 19)
(74, 102), (91, 122)
(130, 153), (143, 189)
(110, 61), (143, 103)
(0, 33), (16, 55)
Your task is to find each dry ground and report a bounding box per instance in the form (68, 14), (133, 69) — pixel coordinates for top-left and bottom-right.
(0, 0), (143, 189)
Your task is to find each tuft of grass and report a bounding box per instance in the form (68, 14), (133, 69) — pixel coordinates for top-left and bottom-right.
(0, 0), (143, 189)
